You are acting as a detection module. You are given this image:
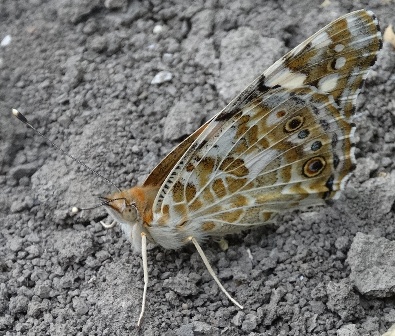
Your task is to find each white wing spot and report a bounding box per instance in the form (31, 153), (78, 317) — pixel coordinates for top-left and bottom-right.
(334, 44), (345, 52)
(335, 57), (346, 69)
(311, 31), (331, 47)
(318, 74), (339, 92)
(267, 68), (307, 89)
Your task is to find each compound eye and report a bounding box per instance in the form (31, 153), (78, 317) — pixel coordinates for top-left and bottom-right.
(124, 204), (138, 222)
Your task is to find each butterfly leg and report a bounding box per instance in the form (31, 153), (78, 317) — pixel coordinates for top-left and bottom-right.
(188, 237), (243, 309)
(137, 232), (148, 327)
(217, 237), (229, 251)
(100, 220), (116, 229)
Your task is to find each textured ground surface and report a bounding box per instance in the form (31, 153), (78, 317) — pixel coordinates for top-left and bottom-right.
(1, 1), (395, 335)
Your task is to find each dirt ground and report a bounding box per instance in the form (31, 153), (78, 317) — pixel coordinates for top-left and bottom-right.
(1, 1), (395, 335)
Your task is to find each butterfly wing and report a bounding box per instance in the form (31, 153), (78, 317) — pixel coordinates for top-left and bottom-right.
(143, 122), (209, 187)
(147, 10), (382, 247)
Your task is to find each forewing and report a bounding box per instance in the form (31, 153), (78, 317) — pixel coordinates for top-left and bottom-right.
(218, 10), (382, 121)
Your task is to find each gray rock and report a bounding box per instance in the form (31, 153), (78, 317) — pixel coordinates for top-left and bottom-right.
(348, 233), (395, 297)
(360, 171), (395, 218)
(163, 273), (198, 296)
(9, 162), (38, 180)
(25, 244), (40, 258)
(192, 321), (212, 334)
(88, 36), (107, 52)
(335, 236), (350, 252)
(263, 287), (286, 325)
(361, 316), (379, 334)
(8, 237), (23, 252)
(26, 233), (40, 244)
(326, 280), (364, 321)
(232, 310), (245, 326)
(0, 315), (13, 330)
(194, 38), (217, 70)
(163, 101), (203, 141)
(34, 282), (51, 299)
(27, 300), (50, 318)
(217, 27), (284, 103)
(337, 324), (359, 336)
(384, 309), (395, 323)
(63, 63), (84, 89)
(354, 157), (379, 183)
(53, 230), (93, 264)
(175, 324), (194, 336)
(72, 297), (89, 315)
(10, 195), (34, 213)
(59, 273), (74, 289)
(241, 313), (258, 332)
(9, 296), (29, 314)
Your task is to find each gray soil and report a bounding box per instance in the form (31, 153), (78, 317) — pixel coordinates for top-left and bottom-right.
(1, 1), (395, 335)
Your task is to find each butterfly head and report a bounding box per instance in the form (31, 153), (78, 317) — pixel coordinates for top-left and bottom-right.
(102, 186), (158, 223)
(100, 189), (144, 251)
(100, 186), (159, 251)
(101, 190), (140, 225)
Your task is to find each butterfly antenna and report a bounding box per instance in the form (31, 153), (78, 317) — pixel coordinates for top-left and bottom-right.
(72, 197), (127, 212)
(12, 109), (121, 193)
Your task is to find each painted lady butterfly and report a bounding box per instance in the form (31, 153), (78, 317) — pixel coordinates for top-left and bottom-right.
(13, 9), (382, 326)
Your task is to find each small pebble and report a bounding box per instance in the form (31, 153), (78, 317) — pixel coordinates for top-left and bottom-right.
(1, 35), (11, 47)
(151, 71), (172, 84)
(153, 25), (163, 34)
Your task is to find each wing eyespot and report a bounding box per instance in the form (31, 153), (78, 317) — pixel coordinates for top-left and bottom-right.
(284, 116), (304, 133)
(303, 156), (326, 177)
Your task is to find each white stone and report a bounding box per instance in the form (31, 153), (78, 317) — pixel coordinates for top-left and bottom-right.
(153, 25), (163, 34)
(151, 71), (173, 84)
(1, 35), (11, 47)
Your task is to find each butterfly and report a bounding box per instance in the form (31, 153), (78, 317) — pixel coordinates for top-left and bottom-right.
(101, 9), (382, 325)
(12, 8), (383, 327)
